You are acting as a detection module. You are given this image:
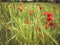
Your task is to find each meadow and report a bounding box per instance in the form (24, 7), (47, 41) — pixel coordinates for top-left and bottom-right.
(0, 2), (60, 45)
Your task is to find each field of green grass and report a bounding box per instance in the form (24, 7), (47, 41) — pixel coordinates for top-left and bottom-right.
(0, 2), (60, 45)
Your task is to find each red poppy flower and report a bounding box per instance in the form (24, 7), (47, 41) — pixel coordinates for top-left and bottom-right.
(24, 20), (29, 25)
(43, 12), (52, 17)
(43, 12), (48, 15)
(47, 13), (52, 17)
(39, 6), (42, 10)
(46, 17), (52, 21)
(49, 22), (54, 26)
(49, 22), (55, 28)
(34, 26), (39, 31)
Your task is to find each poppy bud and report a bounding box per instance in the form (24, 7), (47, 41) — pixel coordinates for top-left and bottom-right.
(39, 6), (42, 10)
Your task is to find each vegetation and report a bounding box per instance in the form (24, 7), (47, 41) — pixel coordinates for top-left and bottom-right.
(0, 2), (60, 45)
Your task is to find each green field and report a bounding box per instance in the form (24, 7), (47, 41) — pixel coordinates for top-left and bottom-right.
(0, 2), (60, 45)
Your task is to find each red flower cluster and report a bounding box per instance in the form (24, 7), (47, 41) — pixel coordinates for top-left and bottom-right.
(43, 12), (52, 17)
(43, 12), (55, 28)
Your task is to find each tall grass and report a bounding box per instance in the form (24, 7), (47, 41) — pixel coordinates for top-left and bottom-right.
(0, 2), (60, 45)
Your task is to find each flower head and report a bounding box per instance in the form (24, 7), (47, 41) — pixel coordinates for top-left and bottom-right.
(18, 6), (22, 12)
(39, 6), (42, 10)
(47, 12), (52, 17)
(43, 12), (52, 17)
(49, 22), (55, 28)
(34, 26), (39, 31)
(24, 20), (29, 25)
(19, 8), (22, 12)
(49, 22), (54, 26)
(28, 9), (33, 15)
(46, 17), (52, 21)
(43, 12), (48, 15)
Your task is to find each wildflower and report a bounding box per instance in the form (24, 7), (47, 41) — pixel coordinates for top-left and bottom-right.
(34, 26), (39, 31)
(18, 6), (22, 12)
(24, 20), (29, 25)
(44, 24), (48, 29)
(47, 13), (52, 17)
(39, 6), (42, 10)
(43, 12), (52, 17)
(28, 9), (33, 15)
(46, 17), (52, 21)
(49, 22), (55, 28)
(49, 22), (54, 26)
(43, 12), (48, 15)
(19, 8), (22, 12)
